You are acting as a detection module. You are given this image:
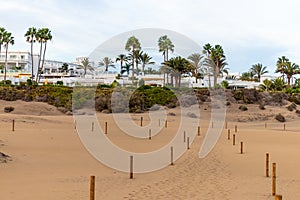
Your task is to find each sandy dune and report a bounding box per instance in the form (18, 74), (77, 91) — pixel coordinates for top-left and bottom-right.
(0, 100), (300, 199)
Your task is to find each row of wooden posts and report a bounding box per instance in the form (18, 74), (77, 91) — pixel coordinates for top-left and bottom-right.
(227, 123), (283, 199)
(83, 119), (284, 199)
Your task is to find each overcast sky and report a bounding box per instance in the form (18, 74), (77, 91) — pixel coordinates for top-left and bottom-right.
(1, 0), (300, 74)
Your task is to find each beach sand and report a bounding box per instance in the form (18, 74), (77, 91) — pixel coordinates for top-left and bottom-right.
(0, 100), (300, 199)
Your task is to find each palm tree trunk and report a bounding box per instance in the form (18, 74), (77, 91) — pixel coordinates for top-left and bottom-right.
(30, 40), (34, 80)
(131, 53), (134, 84)
(142, 63), (145, 76)
(36, 42), (43, 82)
(4, 44), (8, 83)
(38, 42), (47, 82)
(287, 76), (291, 86)
(208, 73), (211, 89)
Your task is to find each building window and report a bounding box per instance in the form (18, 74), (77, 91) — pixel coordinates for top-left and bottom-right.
(10, 55), (17, 59)
(21, 55), (25, 60)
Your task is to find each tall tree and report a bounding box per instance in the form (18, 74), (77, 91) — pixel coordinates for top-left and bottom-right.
(0, 27), (6, 62)
(250, 63), (268, 82)
(125, 36), (141, 82)
(36, 28), (52, 82)
(163, 56), (192, 87)
(140, 52), (154, 76)
(99, 57), (115, 72)
(276, 56), (289, 80)
(131, 49), (142, 76)
(202, 43), (213, 88)
(188, 53), (203, 83)
(121, 62), (132, 76)
(24, 27), (37, 80)
(3, 31), (14, 83)
(158, 35), (174, 62)
(79, 58), (94, 77)
(283, 62), (300, 86)
(204, 44), (227, 87)
(116, 54), (129, 74)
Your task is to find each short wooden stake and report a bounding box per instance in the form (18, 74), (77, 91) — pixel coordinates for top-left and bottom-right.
(275, 195), (282, 200)
(92, 122), (94, 132)
(74, 120), (76, 130)
(265, 122), (267, 128)
(170, 146), (174, 165)
(235, 125), (237, 133)
(227, 129), (230, 140)
(240, 141), (243, 154)
(12, 120), (15, 132)
(283, 124), (286, 131)
(266, 153), (270, 177)
(140, 117), (143, 127)
(225, 121), (228, 129)
(105, 122), (108, 134)
(90, 175), (95, 200)
(197, 126), (200, 136)
(272, 163), (276, 196)
(165, 120), (168, 128)
(183, 131), (186, 143)
(130, 156), (133, 179)
(148, 129), (151, 140)
(187, 137), (190, 150)
(211, 122), (213, 128)
(233, 134), (236, 145)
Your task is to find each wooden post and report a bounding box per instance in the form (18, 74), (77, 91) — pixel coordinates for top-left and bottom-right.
(283, 124), (286, 131)
(266, 153), (270, 177)
(235, 125), (237, 133)
(227, 129), (230, 140)
(92, 122), (94, 132)
(187, 137), (190, 150)
(275, 195), (282, 200)
(233, 134), (236, 145)
(12, 120), (15, 132)
(165, 120), (168, 128)
(211, 122), (213, 128)
(74, 120), (76, 130)
(225, 121), (228, 129)
(170, 146), (174, 166)
(90, 175), (95, 200)
(140, 117), (143, 127)
(265, 122), (267, 128)
(149, 129), (151, 140)
(130, 156), (133, 179)
(183, 131), (186, 143)
(198, 126), (200, 136)
(272, 163), (276, 196)
(105, 122), (108, 134)
(240, 141), (243, 154)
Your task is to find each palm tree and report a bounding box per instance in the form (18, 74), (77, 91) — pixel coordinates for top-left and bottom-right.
(36, 28), (52, 82)
(272, 77), (285, 91)
(79, 58), (94, 77)
(24, 27), (37, 80)
(202, 43), (213, 88)
(140, 52), (154, 76)
(210, 45), (227, 87)
(276, 56), (289, 80)
(131, 49), (142, 76)
(125, 36), (141, 82)
(250, 63), (268, 82)
(283, 62), (300, 86)
(188, 53), (203, 83)
(158, 35), (174, 62)
(163, 56), (192, 87)
(260, 79), (273, 92)
(121, 62), (132, 76)
(0, 27), (6, 62)
(3, 31), (14, 83)
(99, 57), (115, 72)
(116, 54), (129, 74)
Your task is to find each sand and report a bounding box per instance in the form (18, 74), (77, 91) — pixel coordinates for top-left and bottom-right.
(0, 100), (300, 199)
